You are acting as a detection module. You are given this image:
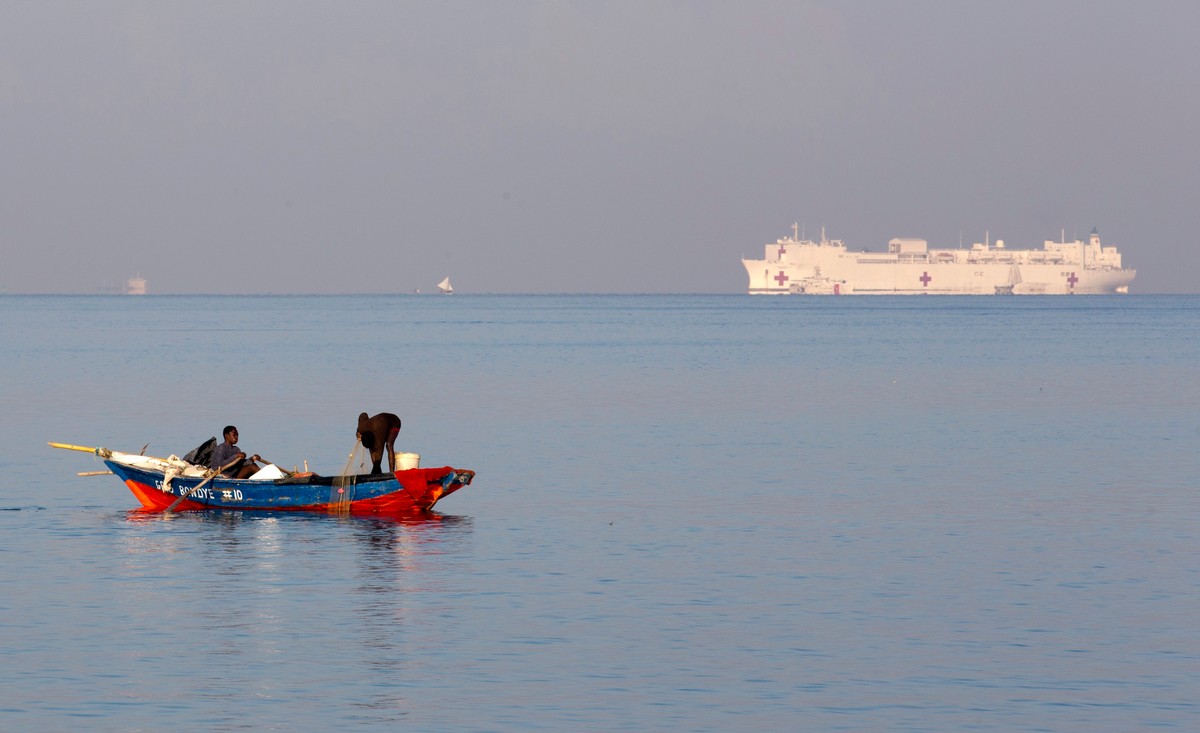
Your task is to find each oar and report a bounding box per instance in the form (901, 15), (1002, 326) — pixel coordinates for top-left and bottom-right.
(165, 458), (241, 513)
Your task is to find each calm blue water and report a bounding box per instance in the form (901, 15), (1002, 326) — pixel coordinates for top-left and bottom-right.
(2, 294), (1198, 732)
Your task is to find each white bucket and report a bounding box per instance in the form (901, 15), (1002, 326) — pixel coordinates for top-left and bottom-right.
(395, 452), (420, 471)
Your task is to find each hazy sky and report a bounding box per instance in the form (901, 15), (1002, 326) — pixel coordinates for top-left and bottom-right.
(2, 1), (1197, 293)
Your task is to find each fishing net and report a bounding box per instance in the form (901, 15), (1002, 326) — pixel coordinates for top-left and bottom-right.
(330, 440), (370, 510)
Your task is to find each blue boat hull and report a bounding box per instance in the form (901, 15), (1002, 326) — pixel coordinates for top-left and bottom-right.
(106, 459), (474, 514)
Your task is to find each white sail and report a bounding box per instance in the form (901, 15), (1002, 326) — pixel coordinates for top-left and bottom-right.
(437, 277), (453, 294)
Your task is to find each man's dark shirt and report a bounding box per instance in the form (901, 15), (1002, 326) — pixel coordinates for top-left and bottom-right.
(211, 442), (244, 477)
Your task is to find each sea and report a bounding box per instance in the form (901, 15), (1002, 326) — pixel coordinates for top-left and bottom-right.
(1, 294), (1197, 732)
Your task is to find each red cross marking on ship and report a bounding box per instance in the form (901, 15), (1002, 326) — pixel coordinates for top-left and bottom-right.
(778, 245), (787, 258)
(774, 271), (789, 286)
(1067, 272), (1078, 288)
(919, 271), (932, 286)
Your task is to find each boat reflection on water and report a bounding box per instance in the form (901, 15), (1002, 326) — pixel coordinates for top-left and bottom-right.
(121, 508), (472, 537)
(118, 508), (475, 584)
(121, 507), (470, 527)
(111, 503), (475, 701)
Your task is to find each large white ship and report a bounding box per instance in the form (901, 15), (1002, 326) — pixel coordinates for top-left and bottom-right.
(743, 225), (1135, 295)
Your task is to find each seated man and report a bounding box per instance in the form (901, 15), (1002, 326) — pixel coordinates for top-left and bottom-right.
(210, 425), (263, 479)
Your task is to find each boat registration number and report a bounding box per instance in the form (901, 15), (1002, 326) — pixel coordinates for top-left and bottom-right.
(154, 481), (244, 502)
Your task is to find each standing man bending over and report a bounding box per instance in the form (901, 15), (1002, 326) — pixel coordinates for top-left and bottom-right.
(211, 425), (263, 479)
(357, 412), (402, 474)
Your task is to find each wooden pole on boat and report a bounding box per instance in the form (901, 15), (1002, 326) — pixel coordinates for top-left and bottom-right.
(49, 442), (100, 453)
(254, 457), (294, 477)
(77, 470), (113, 477)
(165, 458), (242, 513)
(50, 442), (113, 459)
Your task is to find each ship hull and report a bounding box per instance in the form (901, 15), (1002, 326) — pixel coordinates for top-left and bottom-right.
(743, 226), (1135, 295)
(744, 260), (1135, 295)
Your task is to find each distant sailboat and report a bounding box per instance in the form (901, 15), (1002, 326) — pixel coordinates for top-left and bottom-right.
(994, 263), (1021, 295)
(437, 277), (453, 294)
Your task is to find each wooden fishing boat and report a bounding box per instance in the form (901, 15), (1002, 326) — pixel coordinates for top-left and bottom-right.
(50, 443), (475, 514)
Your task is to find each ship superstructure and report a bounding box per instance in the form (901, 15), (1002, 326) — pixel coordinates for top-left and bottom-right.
(125, 274), (147, 295)
(743, 225), (1135, 295)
